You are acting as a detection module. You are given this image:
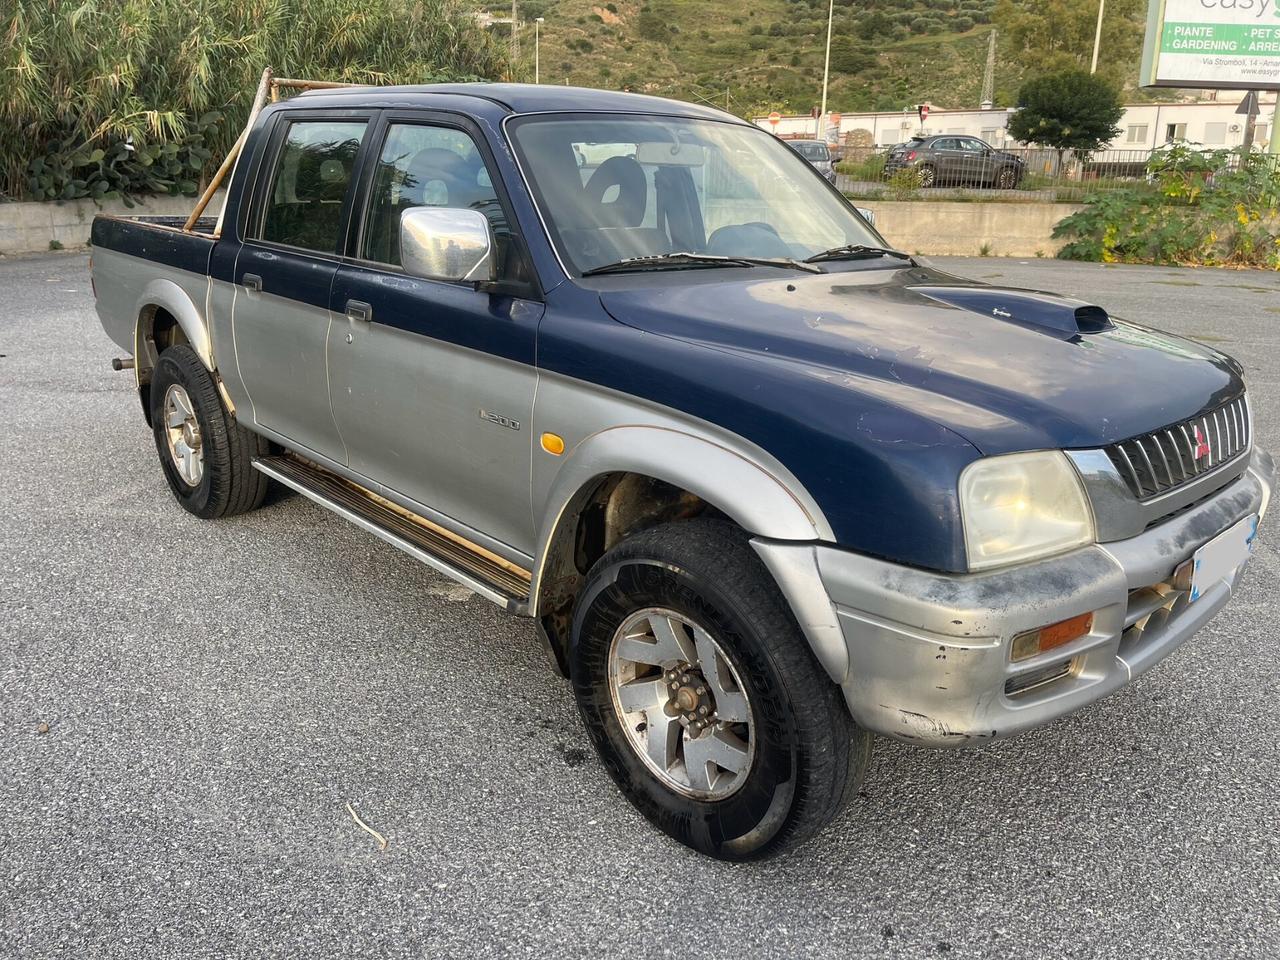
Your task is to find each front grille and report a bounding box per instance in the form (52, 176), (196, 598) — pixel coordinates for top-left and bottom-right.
(1105, 394), (1250, 500)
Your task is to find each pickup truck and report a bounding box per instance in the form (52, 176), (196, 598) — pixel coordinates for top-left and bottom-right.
(91, 83), (1273, 861)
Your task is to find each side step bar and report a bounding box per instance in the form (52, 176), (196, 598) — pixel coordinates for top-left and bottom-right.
(253, 455), (531, 614)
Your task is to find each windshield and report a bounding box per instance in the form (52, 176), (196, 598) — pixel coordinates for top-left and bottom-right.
(790, 141), (829, 161)
(508, 114), (880, 276)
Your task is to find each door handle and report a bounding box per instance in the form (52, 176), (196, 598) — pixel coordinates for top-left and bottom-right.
(242, 273), (262, 293)
(346, 300), (372, 325)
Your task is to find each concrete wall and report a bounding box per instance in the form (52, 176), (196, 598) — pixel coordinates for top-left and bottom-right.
(2, 192), (1074, 260)
(0, 194), (223, 255)
(863, 200), (1082, 258)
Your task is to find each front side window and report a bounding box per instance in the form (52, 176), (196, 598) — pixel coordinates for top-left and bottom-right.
(258, 121), (366, 253)
(361, 123), (516, 277)
(509, 115), (880, 275)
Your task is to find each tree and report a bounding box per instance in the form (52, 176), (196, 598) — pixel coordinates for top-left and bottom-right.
(1007, 70), (1123, 165)
(994, 0), (1144, 86)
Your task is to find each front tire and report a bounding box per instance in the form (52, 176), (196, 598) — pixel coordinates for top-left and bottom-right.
(149, 344), (270, 519)
(570, 520), (870, 860)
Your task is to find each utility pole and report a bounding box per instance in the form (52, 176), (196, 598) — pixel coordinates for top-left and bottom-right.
(1090, 0), (1105, 74)
(511, 0), (519, 78)
(818, 0), (834, 143)
(980, 29), (996, 108)
(534, 17), (543, 84)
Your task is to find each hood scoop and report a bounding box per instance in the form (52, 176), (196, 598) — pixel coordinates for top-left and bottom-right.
(912, 285), (1115, 339)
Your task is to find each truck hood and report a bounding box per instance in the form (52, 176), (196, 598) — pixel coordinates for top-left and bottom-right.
(597, 264), (1244, 455)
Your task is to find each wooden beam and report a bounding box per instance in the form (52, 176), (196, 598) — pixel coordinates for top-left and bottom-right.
(185, 67), (273, 233)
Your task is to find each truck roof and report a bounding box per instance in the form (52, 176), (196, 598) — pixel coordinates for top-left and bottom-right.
(294, 82), (741, 123)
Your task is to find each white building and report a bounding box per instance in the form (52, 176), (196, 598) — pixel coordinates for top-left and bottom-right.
(758, 92), (1278, 152)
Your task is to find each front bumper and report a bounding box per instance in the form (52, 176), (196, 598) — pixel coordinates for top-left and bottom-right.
(754, 447), (1273, 746)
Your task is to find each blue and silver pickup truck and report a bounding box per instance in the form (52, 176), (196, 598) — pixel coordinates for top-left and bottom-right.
(91, 84), (1273, 860)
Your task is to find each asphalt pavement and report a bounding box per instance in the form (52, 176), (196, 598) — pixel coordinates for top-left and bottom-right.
(2, 252), (1278, 959)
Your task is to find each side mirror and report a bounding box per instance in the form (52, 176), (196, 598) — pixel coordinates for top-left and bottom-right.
(399, 207), (494, 283)
(855, 206), (876, 226)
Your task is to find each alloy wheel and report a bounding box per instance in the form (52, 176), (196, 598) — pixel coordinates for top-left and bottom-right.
(162, 383), (204, 487)
(607, 607), (755, 800)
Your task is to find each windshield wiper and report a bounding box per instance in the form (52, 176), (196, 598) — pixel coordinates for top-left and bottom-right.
(581, 251), (821, 277)
(804, 244), (914, 265)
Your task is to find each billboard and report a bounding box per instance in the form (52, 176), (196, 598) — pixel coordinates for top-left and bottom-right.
(1141, 0), (1280, 90)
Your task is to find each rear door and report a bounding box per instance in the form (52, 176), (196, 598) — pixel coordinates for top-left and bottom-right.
(326, 112), (543, 556)
(232, 111), (372, 463)
(931, 138), (962, 181)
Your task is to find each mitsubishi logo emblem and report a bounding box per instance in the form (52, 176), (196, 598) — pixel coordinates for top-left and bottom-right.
(1192, 425), (1211, 461)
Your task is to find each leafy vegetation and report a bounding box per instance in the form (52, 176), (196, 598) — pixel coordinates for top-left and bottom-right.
(1054, 148), (1280, 268)
(26, 114), (222, 205)
(1, 0), (505, 201)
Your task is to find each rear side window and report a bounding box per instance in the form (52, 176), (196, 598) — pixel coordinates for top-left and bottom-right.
(257, 120), (366, 253)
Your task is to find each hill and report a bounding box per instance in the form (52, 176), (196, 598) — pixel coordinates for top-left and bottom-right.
(497, 0), (1016, 118)
(491, 0), (1152, 119)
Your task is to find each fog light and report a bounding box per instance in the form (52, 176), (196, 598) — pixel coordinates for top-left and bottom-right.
(1010, 612), (1094, 662)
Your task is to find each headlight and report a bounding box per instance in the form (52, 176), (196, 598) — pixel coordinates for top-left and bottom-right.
(959, 451), (1095, 571)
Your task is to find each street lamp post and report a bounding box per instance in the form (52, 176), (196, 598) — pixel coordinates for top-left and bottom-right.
(535, 17), (544, 84)
(818, 0), (834, 143)
(1090, 0), (1105, 74)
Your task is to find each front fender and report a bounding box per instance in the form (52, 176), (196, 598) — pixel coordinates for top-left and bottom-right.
(530, 424), (832, 609)
(134, 276), (213, 371)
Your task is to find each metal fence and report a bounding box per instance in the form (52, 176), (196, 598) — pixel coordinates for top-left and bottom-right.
(834, 145), (1280, 202)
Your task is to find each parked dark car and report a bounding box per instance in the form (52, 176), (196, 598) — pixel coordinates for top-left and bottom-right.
(786, 138), (836, 182)
(885, 134), (1024, 188)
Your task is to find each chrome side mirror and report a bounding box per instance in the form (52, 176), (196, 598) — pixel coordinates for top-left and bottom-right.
(855, 206), (876, 226)
(399, 207), (494, 283)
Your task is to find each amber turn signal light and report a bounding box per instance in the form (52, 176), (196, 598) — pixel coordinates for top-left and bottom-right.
(540, 432), (566, 456)
(1010, 611), (1094, 662)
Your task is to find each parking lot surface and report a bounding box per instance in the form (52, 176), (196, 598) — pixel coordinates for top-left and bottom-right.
(2, 252), (1278, 959)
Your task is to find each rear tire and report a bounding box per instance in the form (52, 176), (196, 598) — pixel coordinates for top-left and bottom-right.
(149, 344), (270, 519)
(570, 519), (870, 860)
(918, 163), (936, 188)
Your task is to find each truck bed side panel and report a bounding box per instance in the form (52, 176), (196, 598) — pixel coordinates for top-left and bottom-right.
(90, 216), (217, 358)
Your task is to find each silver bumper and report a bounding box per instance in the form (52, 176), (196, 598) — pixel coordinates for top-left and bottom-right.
(754, 447), (1274, 747)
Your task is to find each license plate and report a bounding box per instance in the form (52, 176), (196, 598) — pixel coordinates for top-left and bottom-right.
(1189, 514), (1258, 603)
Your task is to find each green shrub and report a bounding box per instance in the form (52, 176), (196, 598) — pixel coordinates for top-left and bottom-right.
(638, 7), (670, 39)
(886, 167), (923, 199)
(1054, 152), (1280, 268)
(836, 151), (888, 181)
(27, 113), (221, 205)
